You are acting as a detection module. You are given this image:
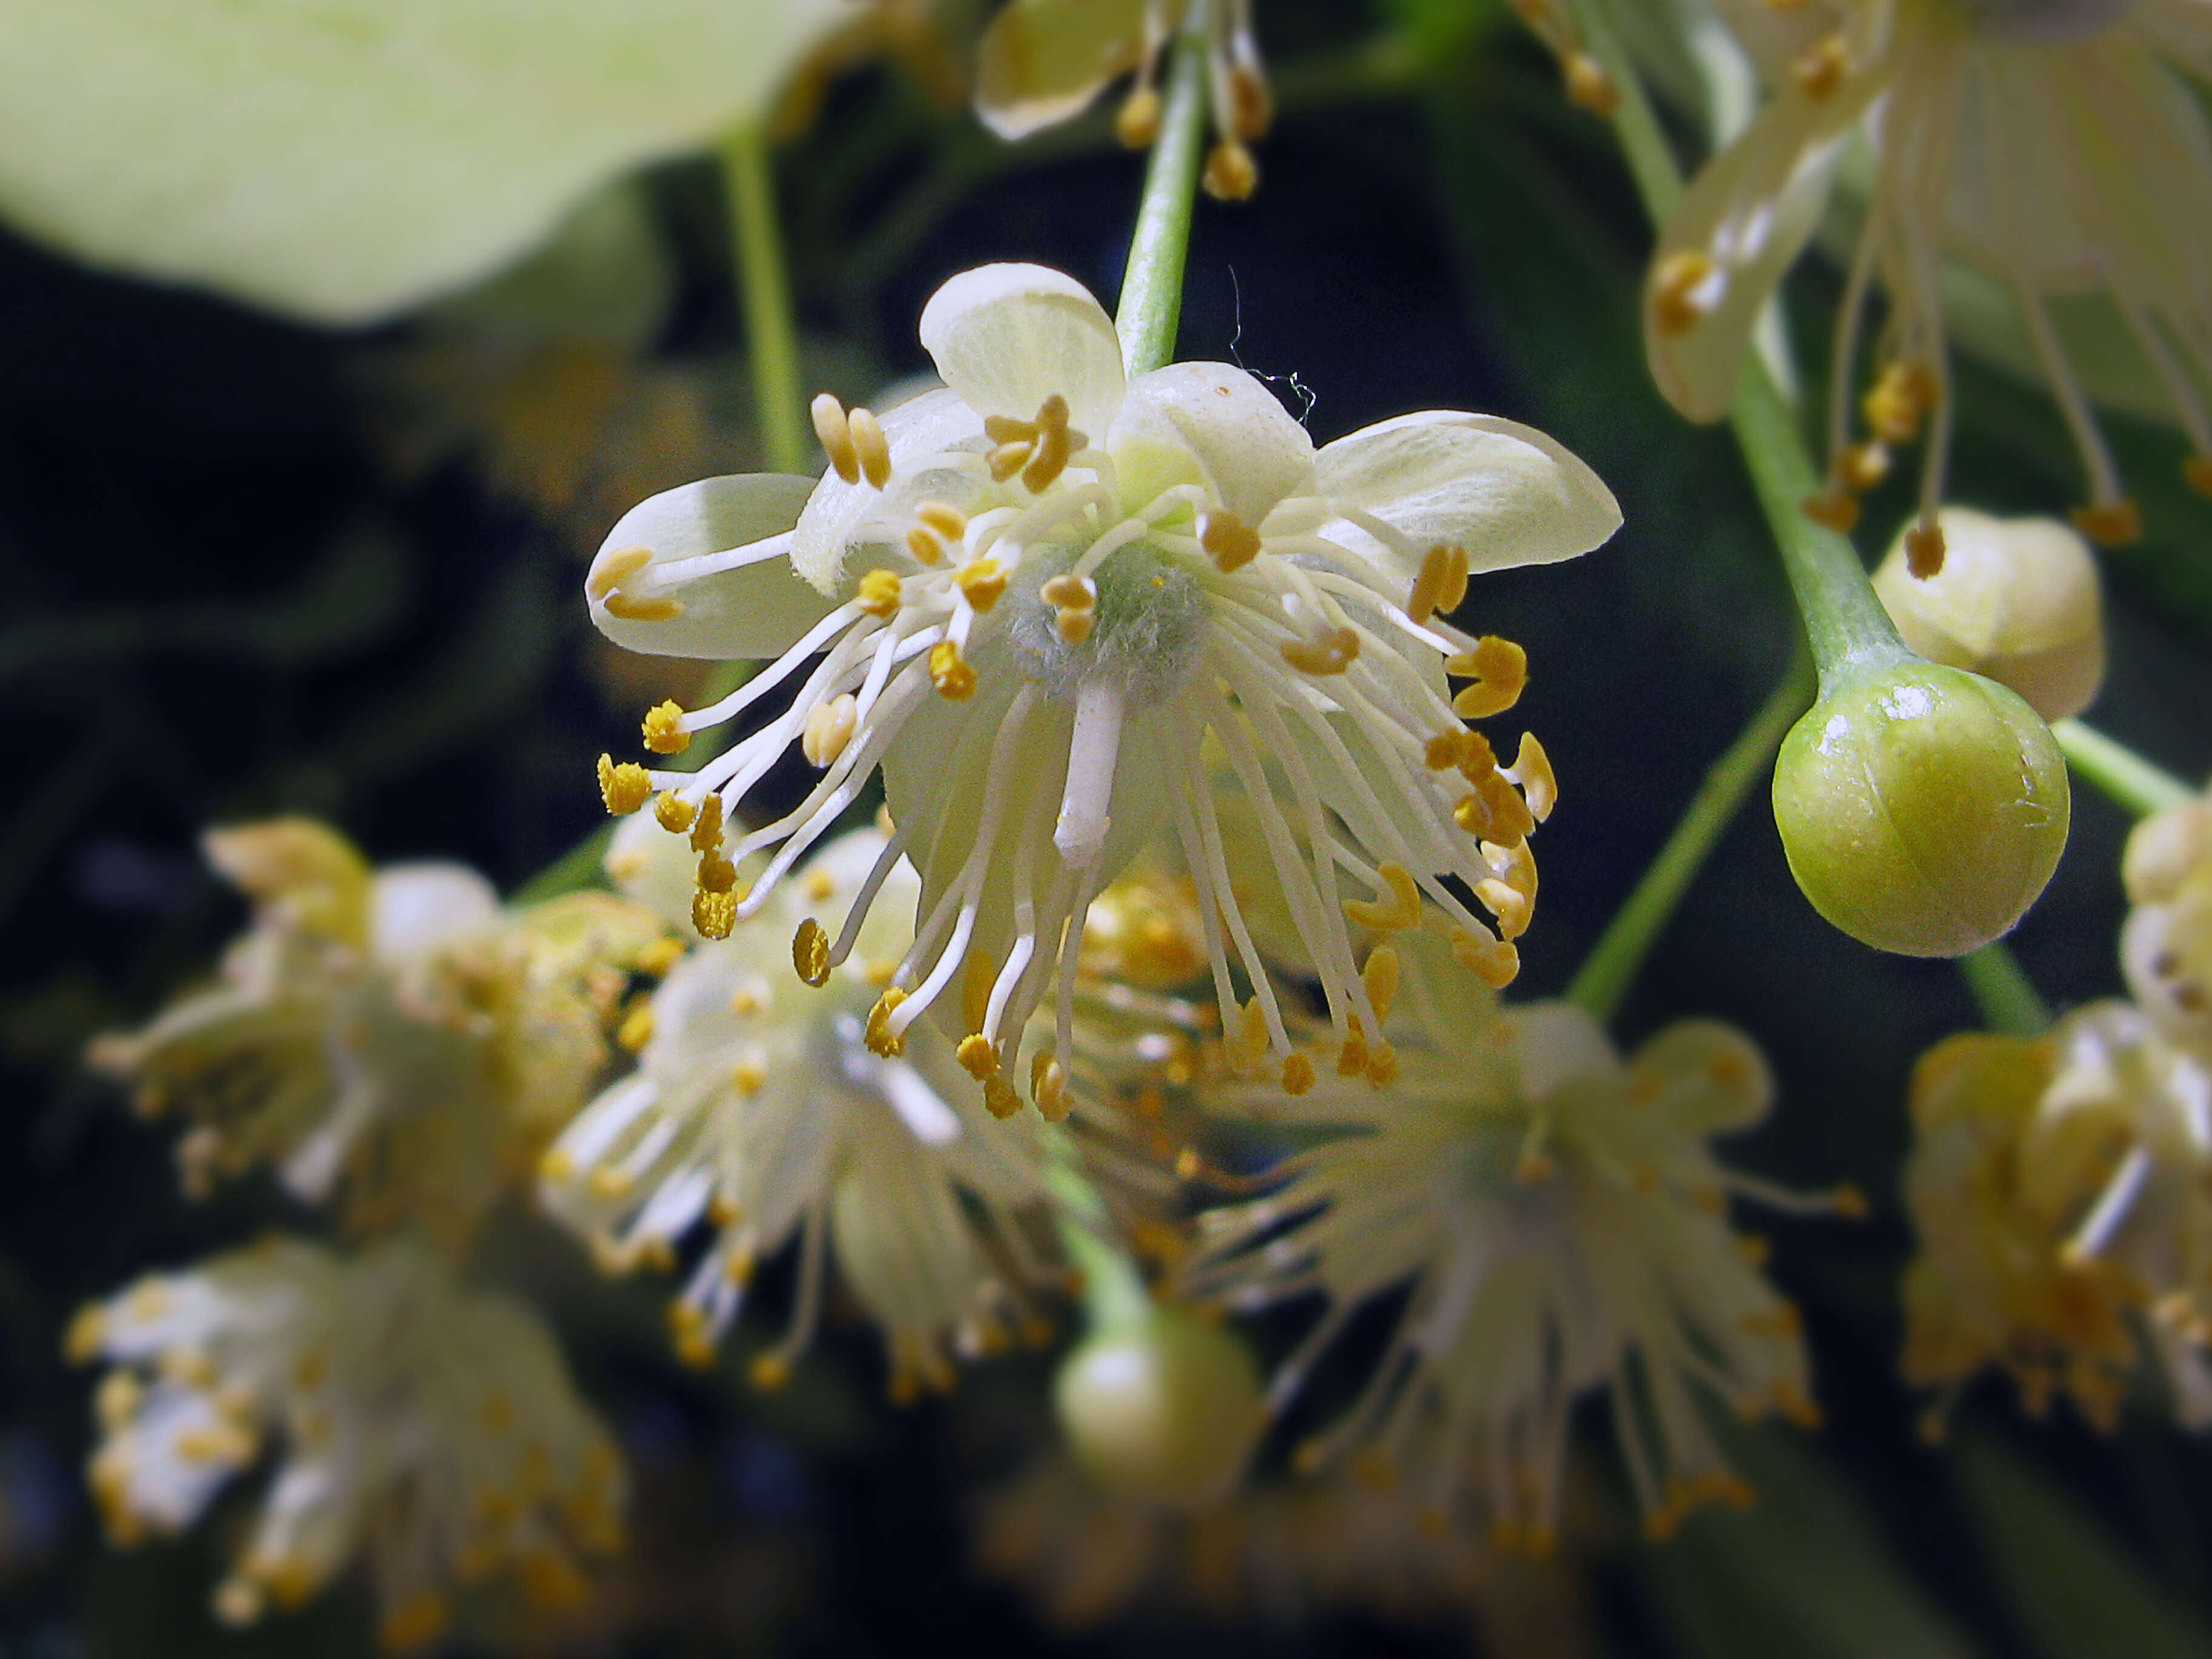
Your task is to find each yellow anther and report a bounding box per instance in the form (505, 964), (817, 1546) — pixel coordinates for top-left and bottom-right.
(1564, 52), (1620, 113)
(1802, 491), (1860, 533)
(1450, 923), (1520, 989)
(1343, 862), (1421, 934)
(652, 791), (696, 833)
(1366, 1043), (1398, 1086)
(1480, 878), (1535, 942)
(729, 984), (762, 1015)
(986, 441), (1030, 484)
(811, 392), (860, 484)
(1456, 773), (1538, 844)
(1862, 359), (1937, 444)
(1232, 995), (1272, 1071)
(1446, 635), (1527, 719)
(1652, 250), (1718, 337)
(688, 791), (724, 854)
(804, 868), (835, 903)
(1228, 61), (1273, 139)
(856, 568), (903, 618)
(1200, 511), (1264, 573)
(1202, 138), (1259, 202)
(732, 1059), (766, 1096)
(953, 557), (1009, 612)
(697, 853), (737, 894)
(793, 919), (832, 986)
(800, 693), (859, 768)
(1504, 731), (1556, 822)
(1281, 625), (1359, 675)
(693, 890), (737, 939)
(1363, 946), (1400, 1025)
(597, 755), (652, 816)
(2071, 498), (2143, 548)
(642, 700), (690, 755)
(1425, 728), (1476, 770)
(917, 500), (968, 541)
(1282, 1053), (1316, 1094)
(603, 591), (683, 622)
(865, 988), (908, 1056)
(1116, 84), (1162, 148)
(1791, 32), (1849, 99)
(848, 406), (892, 489)
(906, 526), (948, 566)
(617, 1003), (654, 1052)
(1903, 519), (1948, 580)
(1337, 1025), (1370, 1076)
(1022, 418), (1073, 494)
(585, 545), (652, 602)
(1031, 1053), (1071, 1121)
(1040, 572), (1094, 611)
(588, 1164), (633, 1201)
(636, 932), (683, 975)
(1838, 441), (1891, 494)
(2185, 457), (2212, 498)
(929, 640), (976, 699)
(1407, 543), (1470, 624)
(538, 1147), (575, 1184)
(954, 1033), (1000, 1080)
(982, 1074), (1021, 1119)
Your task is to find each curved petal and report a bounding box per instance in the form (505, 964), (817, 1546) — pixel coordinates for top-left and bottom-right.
(791, 387), (988, 594)
(1305, 411), (1621, 578)
(368, 864), (501, 960)
(917, 263), (1126, 437)
(1644, 75), (1875, 421)
(1114, 361), (1316, 524)
(588, 473), (825, 659)
(974, 0), (1147, 141)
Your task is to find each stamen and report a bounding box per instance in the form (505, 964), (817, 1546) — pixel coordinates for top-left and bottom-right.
(1450, 923), (1520, 988)
(653, 791), (696, 833)
(954, 558), (1009, 612)
(928, 641), (976, 700)
(642, 700), (691, 755)
(1503, 733), (1556, 821)
(849, 407), (892, 489)
(689, 793), (725, 854)
(865, 988), (908, 1057)
(793, 919), (832, 987)
(800, 694), (859, 767)
(1903, 520), (1947, 580)
(1201, 512), (1264, 573)
(1343, 863), (1421, 934)
(597, 756), (651, 815)
(1407, 543), (1470, 625)
(1031, 1053), (1071, 1122)
(1280, 625), (1359, 675)
(856, 569), (903, 618)
(1446, 636), (1527, 719)
(1116, 85), (1163, 148)
(694, 891), (737, 939)
(1652, 252), (1720, 337)
(2071, 500), (2143, 548)
(585, 546), (651, 601)
(811, 393), (860, 485)
(604, 591), (683, 623)
(1363, 947), (1400, 1024)
(1041, 572), (1098, 643)
(917, 500), (968, 541)
(1204, 139), (1259, 202)
(1792, 34), (1849, 99)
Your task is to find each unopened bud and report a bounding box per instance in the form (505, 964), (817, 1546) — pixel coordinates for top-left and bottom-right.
(1872, 508), (2105, 722)
(1772, 664), (2069, 957)
(1053, 1310), (1263, 1509)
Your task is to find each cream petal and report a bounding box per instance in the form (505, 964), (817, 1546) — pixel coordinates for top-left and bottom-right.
(1630, 1020), (1774, 1133)
(1646, 74), (1877, 421)
(1304, 411), (1621, 580)
(791, 387), (989, 594)
(588, 473), (825, 659)
(1113, 361), (1316, 524)
(917, 263), (1127, 437)
(973, 0), (1147, 141)
(367, 864), (500, 961)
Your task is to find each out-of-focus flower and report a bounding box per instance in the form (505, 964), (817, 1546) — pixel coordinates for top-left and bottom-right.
(1054, 1308), (1265, 1508)
(1507, 0), (1624, 115)
(1871, 507), (2104, 721)
(974, 0), (1272, 199)
(1647, 0), (2212, 557)
(1902, 1010), (2212, 1434)
(67, 1236), (625, 1653)
(0, 0), (870, 324)
(541, 828), (1063, 1401)
(1183, 999), (1834, 1546)
(2123, 784), (2212, 1052)
(90, 819), (663, 1244)
(588, 261), (1620, 1113)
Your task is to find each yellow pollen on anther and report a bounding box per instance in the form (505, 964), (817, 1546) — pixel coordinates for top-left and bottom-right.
(603, 591), (683, 623)
(954, 558), (1009, 612)
(642, 700), (689, 755)
(866, 988), (908, 1056)
(983, 1074), (1021, 1119)
(585, 545), (651, 602)
(693, 890), (737, 939)
(1863, 360), (1937, 444)
(917, 500), (968, 540)
(848, 406), (892, 489)
(1344, 862), (1422, 934)
(1904, 520), (1948, 579)
(1792, 33), (1849, 99)
(1839, 442), (1891, 494)
(801, 694), (859, 767)
(957, 1034), (999, 1079)
(1362, 947), (1400, 1024)
(906, 526), (947, 566)
(688, 791), (724, 854)
(929, 640), (976, 700)
(793, 919), (831, 987)
(2072, 499), (2143, 548)
(1203, 139), (1258, 202)
(1652, 251), (1717, 337)
(1803, 491), (1860, 533)
(1446, 635), (1527, 719)
(856, 568), (903, 618)
(1426, 729), (1475, 770)
(1506, 732), (1557, 821)
(1282, 1053), (1316, 1094)
(732, 1059), (766, 1096)
(1031, 1053), (1072, 1121)
(597, 755), (651, 816)
(697, 853), (737, 894)
(1565, 52), (1620, 113)
(1116, 84), (1162, 148)
(617, 1003), (654, 1053)
(1407, 543), (1471, 624)
(811, 392), (859, 484)
(652, 792), (696, 833)
(1450, 923), (1520, 989)
(1200, 512), (1264, 573)
(1281, 626), (1359, 675)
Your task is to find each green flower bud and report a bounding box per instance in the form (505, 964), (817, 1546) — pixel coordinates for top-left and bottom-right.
(1871, 508), (2105, 722)
(1772, 663), (2070, 957)
(1053, 1310), (1263, 1509)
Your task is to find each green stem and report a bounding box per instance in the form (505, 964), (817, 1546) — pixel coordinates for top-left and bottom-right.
(1114, 32), (1210, 377)
(721, 123), (808, 474)
(1959, 943), (2051, 1037)
(1569, 0), (1909, 689)
(1044, 1127), (1151, 1334)
(2052, 719), (2194, 819)
(1566, 652), (1814, 1021)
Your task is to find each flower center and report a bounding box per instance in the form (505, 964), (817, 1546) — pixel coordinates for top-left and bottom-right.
(1007, 538), (1209, 710)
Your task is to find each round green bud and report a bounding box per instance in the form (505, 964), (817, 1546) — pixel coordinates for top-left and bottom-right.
(1053, 1309), (1264, 1509)
(1772, 663), (2070, 957)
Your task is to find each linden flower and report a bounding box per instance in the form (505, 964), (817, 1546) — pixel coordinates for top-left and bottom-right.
(974, 0), (1272, 199)
(1647, 0), (2212, 560)
(2121, 783), (2212, 1052)
(67, 1235), (625, 1654)
(1181, 1000), (1831, 1547)
(540, 828), (1064, 1401)
(1901, 1011), (2212, 1433)
(90, 819), (659, 1242)
(588, 263), (1621, 1114)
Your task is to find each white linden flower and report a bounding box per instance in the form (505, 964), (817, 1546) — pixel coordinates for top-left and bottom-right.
(586, 262), (1621, 1114)
(67, 1235), (626, 1654)
(540, 827), (1064, 1402)
(1648, 0), (2212, 558)
(2122, 783), (2212, 1053)
(90, 819), (660, 1244)
(1182, 1000), (1836, 1548)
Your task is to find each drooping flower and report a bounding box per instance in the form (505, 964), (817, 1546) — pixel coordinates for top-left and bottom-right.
(1181, 997), (1835, 1546)
(2121, 782), (2212, 1053)
(540, 827), (1065, 1401)
(974, 0), (1273, 198)
(1900, 1009), (2212, 1434)
(90, 819), (663, 1244)
(67, 1235), (626, 1653)
(1647, 0), (2212, 558)
(587, 262), (1621, 1113)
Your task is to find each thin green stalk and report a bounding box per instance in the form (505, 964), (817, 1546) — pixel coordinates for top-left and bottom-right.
(1959, 943), (2051, 1037)
(1044, 1128), (1151, 1334)
(1114, 33), (1210, 377)
(2053, 719), (2194, 819)
(1566, 653), (1814, 1021)
(721, 123), (808, 474)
